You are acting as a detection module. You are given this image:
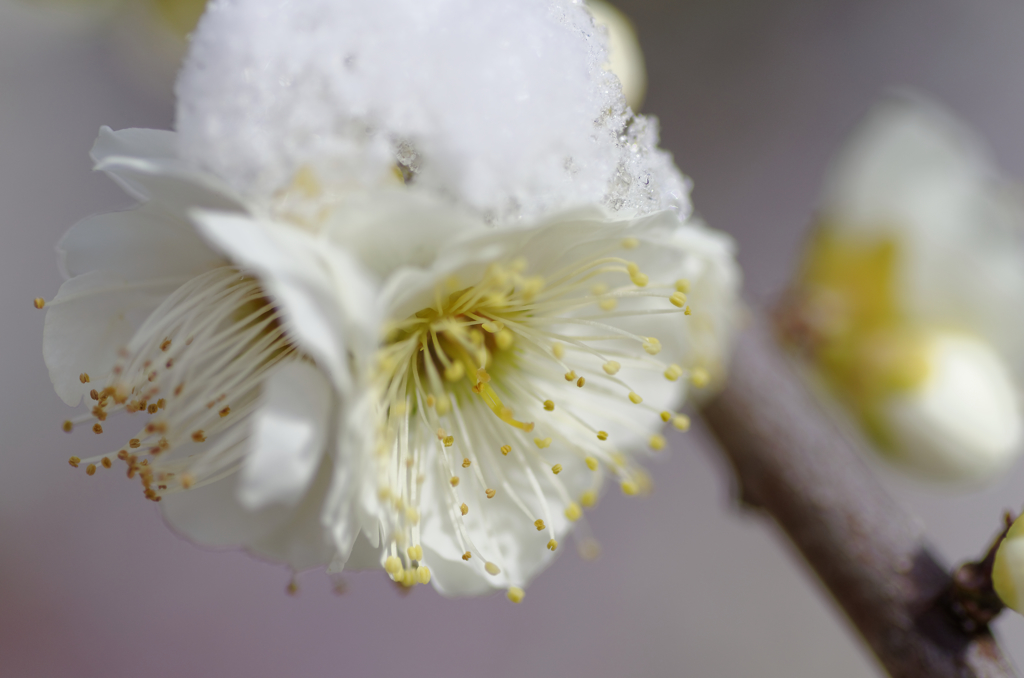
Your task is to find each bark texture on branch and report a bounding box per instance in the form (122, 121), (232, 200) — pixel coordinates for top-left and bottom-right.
(699, 320), (1017, 678)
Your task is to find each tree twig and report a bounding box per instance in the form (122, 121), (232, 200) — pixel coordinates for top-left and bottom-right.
(699, 318), (1017, 678)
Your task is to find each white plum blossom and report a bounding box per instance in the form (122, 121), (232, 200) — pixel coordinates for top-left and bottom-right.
(42, 0), (741, 597)
(781, 92), (1024, 483)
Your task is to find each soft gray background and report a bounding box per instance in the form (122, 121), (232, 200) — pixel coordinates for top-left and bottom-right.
(2, 0), (1023, 676)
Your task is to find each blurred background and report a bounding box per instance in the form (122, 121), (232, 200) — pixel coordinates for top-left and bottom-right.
(3, 0), (1024, 675)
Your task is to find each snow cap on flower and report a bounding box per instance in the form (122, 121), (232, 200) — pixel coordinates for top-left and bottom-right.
(781, 92), (1024, 483)
(175, 0), (688, 224)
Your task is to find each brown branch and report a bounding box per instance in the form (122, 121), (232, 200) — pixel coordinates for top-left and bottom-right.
(699, 318), (1017, 678)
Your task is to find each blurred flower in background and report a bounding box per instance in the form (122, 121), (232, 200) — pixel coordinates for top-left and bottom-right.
(779, 93), (1024, 483)
(41, 0), (740, 598)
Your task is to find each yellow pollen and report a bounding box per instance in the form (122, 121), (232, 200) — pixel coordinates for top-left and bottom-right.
(507, 587), (525, 603)
(160, 339), (172, 352)
(670, 291), (687, 307)
(481, 321), (502, 333)
(444, 362), (465, 382)
(599, 298), (618, 311)
(405, 507), (420, 525)
(580, 490), (597, 507)
(585, 456), (599, 470)
(79, 373), (90, 384)
(147, 404), (158, 414)
(565, 502), (582, 522)
(495, 329), (514, 351)
(450, 476), (460, 487)
(416, 566), (431, 585)
(596, 431), (608, 441)
(628, 392), (643, 404)
(385, 556), (402, 575)
(602, 361), (621, 375)
(486, 488), (496, 499)
(157, 399), (166, 410)
(101, 457), (112, 469)
(33, 297), (45, 309)
(460, 503), (469, 516)
(564, 371), (577, 381)
(462, 458), (471, 468)
(631, 272), (649, 287)
(543, 399), (555, 412)
(408, 545), (423, 561)
(690, 367), (710, 388)
(547, 539), (558, 551)
(627, 262), (640, 276)
(219, 406), (231, 418)
(660, 411), (671, 422)
(443, 435), (455, 447)
(462, 551), (472, 561)
(401, 569), (415, 587)
(552, 343), (565, 360)
(551, 464), (563, 475)
(68, 456), (81, 468)
(62, 420), (73, 433)
(534, 437), (552, 449)
(129, 438), (140, 449)
(664, 364), (683, 381)
(534, 519), (546, 531)
(500, 444), (511, 456)
(650, 434), (667, 451)
(192, 430), (206, 442)
(435, 395), (452, 416)
(475, 368), (491, 384)
(426, 395), (435, 408)
(92, 423), (103, 434)
(86, 464), (96, 476)
(89, 389), (99, 401)
(485, 561), (500, 575)
(621, 480), (639, 496)
(622, 237), (639, 249)
(643, 338), (661, 355)
(673, 415), (691, 431)
(576, 376), (586, 388)
(675, 279), (690, 293)
(684, 306), (692, 316)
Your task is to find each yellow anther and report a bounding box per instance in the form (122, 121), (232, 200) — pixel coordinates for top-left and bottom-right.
(401, 569), (415, 587)
(670, 291), (688, 307)
(664, 364), (683, 381)
(621, 480), (639, 496)
(673, 415), (691, 431)
(627, 262), (640, 276)
(101, 457), (112, 469)
(92, 423), (103, 434)
(495, 329), (514, 351)
(543, 400), (555, 411)
(405, 507), (420, 525)
(89, 389), (100, 401)
(591, 283), (609, 295)
(650, 434), (667, 451)
(462, 458), (471, 468)
(576, 376), (586, 388)
(481, 321), (502, 333)
(690, 367), (710, 388)
(628, 392), (643, 404)
(565, 502), (582, 522)
(79, 373), (90, 384)
(684, 306), (692, 316)
(534, 437), (552, 449)
(462, 551), (473, 561)
(585, 456), (599, 470)
(436, 428), (447, 440)
(564, 370), (577, 382)
(547, 539), (558, 551)
(675, 278), (690, 293)
(507, 587), (525, 603)
(500, 444), (511, 456)
(596, 431), (608, 441)
(599, 297), (618, 311)
(416, 566), (431, 585)
(180, 473), (194, 489)
(443, 435), (455, 447)
(86, 464), (97, 476)
(660, 410), (671, 422)
(553, 343), (565, 359)
(385, 556), (402, 575)
(460, 503), (469, 516)
(450, 476), (460, 487)
(426, 395), (435, 408)
(435, 395), (452, 416)
(33, 297), (45, 309)
(62, 420), (73, 433)
(580, 490), (598, 508)
(622, 237), (639, 249)
(642, 337), (661, 355)
(408, 545), (423, 561)
(485, 561), (500, 575)
(444, 362), (465, 382)
(602, 361), (621, 375)
(219, 406), (231, 418)
(534, 519), (546, 531)
(631, 272), (649, 287)
(485, 488), (496, 499)
(68, 456), (81, 468)
(475, 368), (491, 384)
(192, 430), (206, 442)
(551, 464), (563, 475)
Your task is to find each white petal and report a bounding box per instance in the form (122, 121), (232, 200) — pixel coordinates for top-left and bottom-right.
(43, 270), (185, 406)
(238, 361), (332, 510)
(90, 126), (177, 165)
(193, 210), (380, 390)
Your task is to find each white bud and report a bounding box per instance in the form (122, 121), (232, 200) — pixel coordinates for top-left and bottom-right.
(586, 1), (646, 111)
(993, 515), (1024, 612)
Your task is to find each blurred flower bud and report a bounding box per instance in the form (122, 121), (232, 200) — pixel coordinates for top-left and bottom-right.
(586, 0), (646, 111)
(993, 514), (1024, 612)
